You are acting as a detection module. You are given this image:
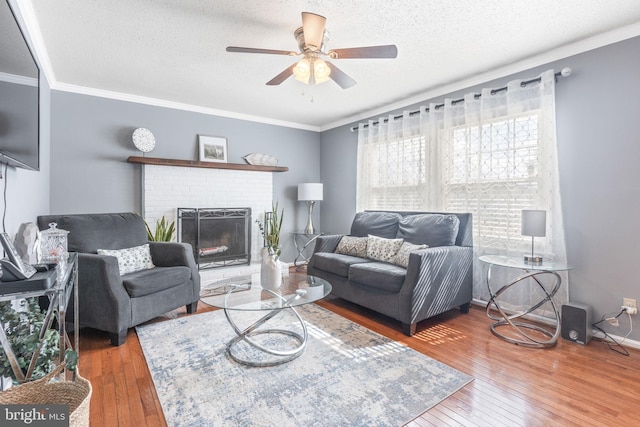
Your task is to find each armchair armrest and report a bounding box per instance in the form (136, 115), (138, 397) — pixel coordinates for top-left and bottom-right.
(399, 246), (473, 325)
(311, 234), (344, 254)
(149, 241), (200, 288)
(77, 253), (132, 333)
(149, 242), (195, 267)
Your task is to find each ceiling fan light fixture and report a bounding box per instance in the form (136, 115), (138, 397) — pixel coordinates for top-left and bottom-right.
(313, 58), (331, 83)
(227, 12), (396, 89)
(293, 58), (311, 83)
(293, 57), (331, 85)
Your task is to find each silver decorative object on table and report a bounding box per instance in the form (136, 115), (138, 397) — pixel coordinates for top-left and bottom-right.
(14, 222), (40, 264)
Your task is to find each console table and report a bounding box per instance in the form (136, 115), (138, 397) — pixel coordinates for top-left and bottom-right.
(0, 253), (78, 382)
(479, 255), (571, 348)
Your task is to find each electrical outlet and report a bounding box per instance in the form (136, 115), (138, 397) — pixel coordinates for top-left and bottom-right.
(622, 297), (638, 315)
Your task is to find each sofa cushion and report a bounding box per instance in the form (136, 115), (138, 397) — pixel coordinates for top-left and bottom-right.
(392, 242), (429, 268)
(335, 236), (368, 257)
(350, 212), (401, 239)
(122, 266), (191, 298)
(366, 235), (404, 263)
(349, 262), (407, 293)
(397, 214), (460, 247)
(311, 252), (371, 277)
(97, 243), (156, 275)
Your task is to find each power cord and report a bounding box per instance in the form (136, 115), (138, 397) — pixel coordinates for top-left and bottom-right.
(592, 309), (630, 356)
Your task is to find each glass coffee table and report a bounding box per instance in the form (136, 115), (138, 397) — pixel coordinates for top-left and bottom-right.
(201, 273), (332, 367)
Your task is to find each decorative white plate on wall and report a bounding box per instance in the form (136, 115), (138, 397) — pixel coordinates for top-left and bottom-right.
(243, 153), (278, 166)
(132, 128), (156, 153)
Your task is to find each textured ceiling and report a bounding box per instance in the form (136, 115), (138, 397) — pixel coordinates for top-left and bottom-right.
(18, 0), (640, 130)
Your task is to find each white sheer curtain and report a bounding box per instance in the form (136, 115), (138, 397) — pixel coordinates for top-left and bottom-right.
(356, 69), (568, 316)
(357, 107), (440, 211)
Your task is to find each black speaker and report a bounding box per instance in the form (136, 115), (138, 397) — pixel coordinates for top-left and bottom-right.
(561, 302), (592, 344)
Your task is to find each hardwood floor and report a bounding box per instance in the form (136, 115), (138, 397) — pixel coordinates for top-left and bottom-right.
(79, 296), (640, 426)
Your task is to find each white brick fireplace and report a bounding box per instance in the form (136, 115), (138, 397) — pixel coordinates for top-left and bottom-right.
(142, 164), (273, 281)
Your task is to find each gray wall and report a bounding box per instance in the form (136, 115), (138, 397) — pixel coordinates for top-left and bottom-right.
(49, 92), (321, 261)
(319, 36), (640, 341)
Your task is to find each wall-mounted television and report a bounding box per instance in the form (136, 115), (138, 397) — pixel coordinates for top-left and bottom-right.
(0, 0), (40, 171)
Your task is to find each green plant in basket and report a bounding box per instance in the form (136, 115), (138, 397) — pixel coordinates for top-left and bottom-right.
(0, 298), (59, 384)
(145, 216), (176, 242)
(256, 202), (284, 261)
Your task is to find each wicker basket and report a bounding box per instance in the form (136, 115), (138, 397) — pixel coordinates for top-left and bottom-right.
(0, 363), (92, 427)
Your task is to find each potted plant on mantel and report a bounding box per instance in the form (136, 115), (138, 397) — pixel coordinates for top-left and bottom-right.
(257, 203), (284, 289)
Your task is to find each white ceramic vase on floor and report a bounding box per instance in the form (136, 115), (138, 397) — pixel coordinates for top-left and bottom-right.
(260, 247), (282, 290)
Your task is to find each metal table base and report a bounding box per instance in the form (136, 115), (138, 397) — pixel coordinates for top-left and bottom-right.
(223, 288), (309, 367)
(485, 263), (562, 348)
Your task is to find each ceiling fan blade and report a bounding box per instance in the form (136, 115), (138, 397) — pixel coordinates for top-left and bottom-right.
(301, 12), (326, 51)
(326, 62), (357, 89)
(226, 46), (297, 56)
(328, 45), (398, 59)
(266, 63), (297, 85)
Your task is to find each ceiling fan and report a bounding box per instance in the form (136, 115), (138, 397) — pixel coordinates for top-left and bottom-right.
(226, 12), (398, 89)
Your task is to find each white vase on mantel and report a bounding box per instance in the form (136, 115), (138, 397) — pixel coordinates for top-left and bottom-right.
(260, 247), (282, 290)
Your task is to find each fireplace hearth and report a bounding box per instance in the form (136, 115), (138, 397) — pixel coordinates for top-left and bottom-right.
(178, 208), (251, 269)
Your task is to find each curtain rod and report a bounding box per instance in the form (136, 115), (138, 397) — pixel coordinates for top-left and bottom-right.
(349, 68), (572, 132)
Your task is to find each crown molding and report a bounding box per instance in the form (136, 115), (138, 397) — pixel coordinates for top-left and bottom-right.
(0, 71), (37, 86)
(50, 82), (321, 132)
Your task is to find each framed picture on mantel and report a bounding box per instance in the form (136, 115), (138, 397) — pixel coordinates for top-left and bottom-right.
(198, 135), (228, 163)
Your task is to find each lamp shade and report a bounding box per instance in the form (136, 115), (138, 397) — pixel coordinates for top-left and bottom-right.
(298, 183), (323, 201)
(521, 210), (546, 237)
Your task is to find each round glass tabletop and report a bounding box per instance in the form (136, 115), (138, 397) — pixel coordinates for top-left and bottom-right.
(200, 273), (332, 311)
(479, 255), (572, 272)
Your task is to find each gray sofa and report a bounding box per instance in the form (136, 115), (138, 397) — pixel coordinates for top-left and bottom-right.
(307, 211), (473, 335)
(37, 212), (200, 345)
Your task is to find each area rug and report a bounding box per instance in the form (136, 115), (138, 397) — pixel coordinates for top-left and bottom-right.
(136, 304), (472, 426)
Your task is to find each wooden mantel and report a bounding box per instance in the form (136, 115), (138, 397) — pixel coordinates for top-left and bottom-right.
(127, 156), (288, 172)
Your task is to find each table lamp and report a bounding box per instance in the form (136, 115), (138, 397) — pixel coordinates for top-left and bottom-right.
(298, 183), (323, 235)
(521, 209), (546, 264)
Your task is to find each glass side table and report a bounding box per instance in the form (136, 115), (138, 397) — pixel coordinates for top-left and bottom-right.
(291, 231), (323, 269)
(0, 253), (78, 382)
(479, 255), (572, 348)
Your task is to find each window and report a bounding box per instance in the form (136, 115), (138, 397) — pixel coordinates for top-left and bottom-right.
(443, 113), (541, 249)
(358, 135), (426, 211)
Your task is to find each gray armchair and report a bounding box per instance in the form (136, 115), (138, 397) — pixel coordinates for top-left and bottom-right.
(37, 212), (200, 346)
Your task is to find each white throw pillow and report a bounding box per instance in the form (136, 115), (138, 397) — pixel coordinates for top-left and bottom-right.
(366, 235), (404, 263)
(97, 243), (155, 275)
(392, 242), (428, 268)
(335, 236), (368, 257)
